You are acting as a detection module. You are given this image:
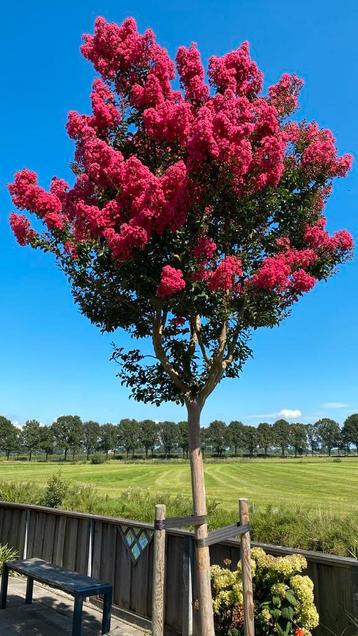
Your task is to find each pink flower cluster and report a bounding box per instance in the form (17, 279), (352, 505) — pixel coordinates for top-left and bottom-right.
(208, 42), (263, 97)
(157, 265), (186, 298)
(304, 218), (354, 252)
(193, 236), (217, 261)
(251, 225), (353, 295)
(9, 170), (64, 232)
(285, 122), (352, 178)
(81, 17), (175, 108)
(176, 43), (209, 106)
(268, 73), (303, 116)
(9, 213), (36, 246)
(208, 256), (243, 292)
(251, 255), (291, 291)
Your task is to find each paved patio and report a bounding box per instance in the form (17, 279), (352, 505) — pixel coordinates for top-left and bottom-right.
(0, 577), (149, 635)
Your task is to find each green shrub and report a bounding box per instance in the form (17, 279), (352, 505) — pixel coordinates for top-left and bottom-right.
(0, 544), (18, 574)
(0, 481), (43, 504)
(90, 453), (107, 465)
(41, 472), (68, 508)
(211, 548), (319, 635)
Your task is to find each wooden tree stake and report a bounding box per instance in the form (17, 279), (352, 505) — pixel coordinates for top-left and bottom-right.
(152, 503), (166, 636)
(239, 498), (255, 636)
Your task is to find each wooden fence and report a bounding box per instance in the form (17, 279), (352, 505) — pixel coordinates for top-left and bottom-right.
(0, 501), (357, 635)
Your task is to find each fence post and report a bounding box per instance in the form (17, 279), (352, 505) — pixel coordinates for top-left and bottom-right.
(239, 498), (254, 636)
(152, 504), (166, 636)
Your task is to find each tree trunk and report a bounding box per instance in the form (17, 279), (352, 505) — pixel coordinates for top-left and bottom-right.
(187, 400), (215, 636)
(29, 450), (32, 461)
(64, 448), (68, 461)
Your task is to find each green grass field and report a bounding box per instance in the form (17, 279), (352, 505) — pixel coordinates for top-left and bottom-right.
(0, 457), (357, 513)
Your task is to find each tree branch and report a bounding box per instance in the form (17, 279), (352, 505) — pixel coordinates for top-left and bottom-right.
(152, 309), (191, 396)
(192, 315), (211, 366)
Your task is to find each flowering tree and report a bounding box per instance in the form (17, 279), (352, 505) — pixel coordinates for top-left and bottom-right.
(8, 17), (353, 633)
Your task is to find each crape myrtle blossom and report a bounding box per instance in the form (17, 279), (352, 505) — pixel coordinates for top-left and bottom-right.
(8, 15), (353, 352)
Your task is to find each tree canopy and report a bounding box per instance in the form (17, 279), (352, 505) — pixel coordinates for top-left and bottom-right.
(8, 17), (353, 412)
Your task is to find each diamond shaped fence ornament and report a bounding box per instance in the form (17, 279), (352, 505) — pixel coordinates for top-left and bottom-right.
(118, 525), (153, 564)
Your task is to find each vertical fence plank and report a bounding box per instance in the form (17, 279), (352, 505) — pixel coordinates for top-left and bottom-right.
(152, 504), (166, 636)
(87, 518), (94, 577)
(182, 535), (194, 636)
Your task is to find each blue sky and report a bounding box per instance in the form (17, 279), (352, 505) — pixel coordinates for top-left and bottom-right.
(0, 0), (357, 427)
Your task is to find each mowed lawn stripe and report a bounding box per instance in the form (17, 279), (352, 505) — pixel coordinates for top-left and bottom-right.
(0, 459), (357, 512)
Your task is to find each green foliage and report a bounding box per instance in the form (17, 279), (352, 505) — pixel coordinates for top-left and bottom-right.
(228, 421), (245, 455)
(177, 421), (189, 458)
(52, 415), (83, 460)
(273, 420), (290, 457)
(82, 421), (100, 458)
(315, 419), (341, 456)
(117, 418), (141, 457)
(242, 425), (259, 456)
(90, 452), (107, 464)
(21, 420), (42, 460)
(342, 414), (358, 452)
(39, 425), (54, 459)
(140, 419), (159, 457)
(0, 544), (18, 574)
(0, 480), (43, 504)
(41, 472), (68, 508)
(207, 420), (229, 456)
(0, 416), (19, 459)
(257, 423), (273, 456)
(159, 421), (179, 457)
(289, 423), (307, 457)
(98, 423), (117, 455)
(211, 548), (319, 635)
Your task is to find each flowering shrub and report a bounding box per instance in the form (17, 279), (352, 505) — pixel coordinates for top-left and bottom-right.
(211, 548), (319, 635)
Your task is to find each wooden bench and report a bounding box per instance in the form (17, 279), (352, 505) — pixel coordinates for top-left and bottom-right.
(0, 557), (112, 635)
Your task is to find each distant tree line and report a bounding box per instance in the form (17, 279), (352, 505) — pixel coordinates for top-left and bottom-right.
(0, 414), (357, 461)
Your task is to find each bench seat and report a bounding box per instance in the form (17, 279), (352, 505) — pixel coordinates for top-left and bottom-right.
(1, 558), (112, 635)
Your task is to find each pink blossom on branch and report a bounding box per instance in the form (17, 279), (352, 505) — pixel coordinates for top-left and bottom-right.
(157, 265), (186, 298)
(176, 43), (209, 106)
(290, 269), (316, 293)
(208, 256), (243, 292)
(10, 213), (36, 246)
(251, 255), (291, 291)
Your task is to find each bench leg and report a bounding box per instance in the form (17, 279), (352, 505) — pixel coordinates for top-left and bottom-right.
(0, 563), (9, 609)
(26, 577), (34, 604)
(72, 594), (83, 636)
(102, 589), (112, 635)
